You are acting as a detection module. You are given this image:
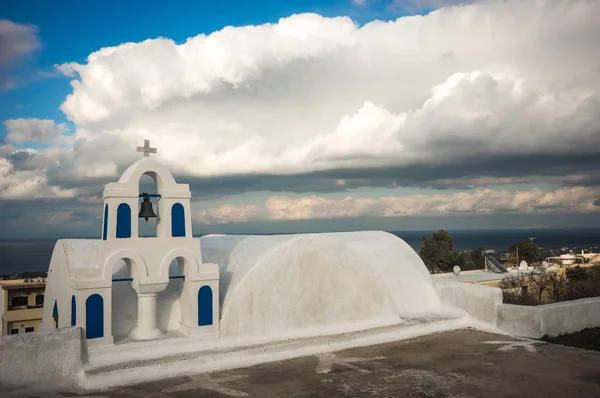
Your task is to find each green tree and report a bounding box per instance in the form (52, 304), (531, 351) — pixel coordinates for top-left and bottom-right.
(471, 246), (487, 269)
(509, 241), (538, 264)
(419, 229), (457, 274)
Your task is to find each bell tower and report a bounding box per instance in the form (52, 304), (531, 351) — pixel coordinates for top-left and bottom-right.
(76, 140), (222, 343)
(101, 140), (193, 241)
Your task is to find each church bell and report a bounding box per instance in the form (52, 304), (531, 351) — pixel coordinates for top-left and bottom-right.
(139, 196), (157, 222)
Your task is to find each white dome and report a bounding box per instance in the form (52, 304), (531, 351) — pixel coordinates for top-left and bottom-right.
(200, 231), (441, 339)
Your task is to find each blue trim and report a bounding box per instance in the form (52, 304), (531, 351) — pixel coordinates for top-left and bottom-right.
(198, 286), (213, 326)
(112, 276), (182, 282)
(171, 203), (185, 237)
(139, 193), (161, 198)
(52, 300), (58, 322)
(116, 203), (131, 238)
(102, 204), (108, 240)
(86, 294), (104, 339)
(71, 296), (76, 326)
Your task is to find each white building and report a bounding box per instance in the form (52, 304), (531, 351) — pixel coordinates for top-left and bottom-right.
(41, 141), (444, 348)
(16, 141), (600, 391)
(41, 142), (220, 345)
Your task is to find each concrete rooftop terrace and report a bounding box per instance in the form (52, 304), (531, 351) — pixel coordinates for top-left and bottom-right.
(433, 269), (523, 285)
(8, 329), (600, 398)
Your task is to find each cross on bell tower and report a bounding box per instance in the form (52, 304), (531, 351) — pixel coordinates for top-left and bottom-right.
(137, 140), (157, 157)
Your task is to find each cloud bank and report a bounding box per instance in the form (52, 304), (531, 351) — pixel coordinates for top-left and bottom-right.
(1, 0), (600, 227)
(53, 0), (600, 180)
(194, 187), (600, 224)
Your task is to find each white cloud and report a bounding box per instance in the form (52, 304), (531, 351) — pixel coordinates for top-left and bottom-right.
(43, 211), (90, 226)
(3, 118), (70, 146)
(193, 187), (600, 224)
(50, 0), (600, 185)
(0, 20), (39, 67)
(0, 20), (40, 88)
(0, 145), (77, 200)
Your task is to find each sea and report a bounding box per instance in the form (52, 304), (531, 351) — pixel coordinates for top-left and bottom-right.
(1, 228), (599, 275)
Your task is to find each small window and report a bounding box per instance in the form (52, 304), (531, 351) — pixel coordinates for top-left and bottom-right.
(25, 327), (34, 333)
(9, 328), (19, 335)
(11, 296), (27, 307)
(35, 295), (44, 306)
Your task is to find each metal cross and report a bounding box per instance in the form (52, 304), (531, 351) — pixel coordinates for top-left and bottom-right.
(137, 140), (157, 157)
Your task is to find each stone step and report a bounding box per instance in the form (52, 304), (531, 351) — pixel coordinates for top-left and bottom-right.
(80, 315), (472, 390)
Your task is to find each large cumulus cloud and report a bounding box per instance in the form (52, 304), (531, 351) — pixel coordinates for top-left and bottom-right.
(3, 0), (600, 220)
(51, 0), (600, 183)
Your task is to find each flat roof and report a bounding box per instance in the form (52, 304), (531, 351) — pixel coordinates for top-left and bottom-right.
(1, 283), (45, 290)
(433, 269), (518, 284)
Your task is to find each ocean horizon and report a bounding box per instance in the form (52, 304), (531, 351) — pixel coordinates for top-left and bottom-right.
(1, 228), (599, 275)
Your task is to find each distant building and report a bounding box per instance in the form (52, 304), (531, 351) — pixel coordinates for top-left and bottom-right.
(545, 251), (599, 266)
(0, 278), (46, 335)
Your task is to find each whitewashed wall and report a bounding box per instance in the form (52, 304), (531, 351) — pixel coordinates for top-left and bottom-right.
(498, 297), (600, 338)
(0, 327), (82, 390)
(435, 278), (600, 338)
(433, 279), (503, 324)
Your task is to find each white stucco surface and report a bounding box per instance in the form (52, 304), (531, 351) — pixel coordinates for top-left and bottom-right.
(200, 231), (443, 339)
(0, 327), (82, 391)
(81, 315), (481, 390)
(433, 279), (503, 324)
(496, 303), (543, 338)
(498, 297), (600, 338)
(435, 278), (600, 338)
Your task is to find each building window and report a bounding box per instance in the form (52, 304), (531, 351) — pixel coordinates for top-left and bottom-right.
(35, 294), (44, 306)
(25, 327), (34, 333)
(198, 285), (213, 326)
(171, 203), (185, 237)
(9, 328), (19, 335)
(85, 294), (104, 339)
(11, 296), (27, 308)
(116, 203), (132, 238)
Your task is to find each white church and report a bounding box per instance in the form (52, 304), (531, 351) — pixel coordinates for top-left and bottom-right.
(23, 141), (599, 392)
(41, 141), (444, 347)
(41, 141), (220, 344)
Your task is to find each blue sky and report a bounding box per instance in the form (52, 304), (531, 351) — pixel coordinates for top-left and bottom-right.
(1, 0), (600, 239)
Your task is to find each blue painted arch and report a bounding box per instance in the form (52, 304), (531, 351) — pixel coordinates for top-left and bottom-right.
(86, 294), (104, 339)
(198, 286), (213, 326)
(71, 295), (76, 326)
(171, 203), (185, 237)
(102, 204), (108, 240)
(116, 203), (131, 238)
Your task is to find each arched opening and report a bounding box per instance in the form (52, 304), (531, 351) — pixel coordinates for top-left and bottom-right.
(71, 295), (76, 326)
(85, 294), (104, 339)
(116, 203), (131, 238)
(111, 258), (139, 341)
(157, 257), (186, 336)
(102, 204), (108, 240)
(171, 203), (185, 237)
(138, 173), (158, 238)
(198, 286), (213, 326)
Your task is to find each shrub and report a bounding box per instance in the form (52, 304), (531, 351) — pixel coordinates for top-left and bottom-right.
(500, 266), (600, 305)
